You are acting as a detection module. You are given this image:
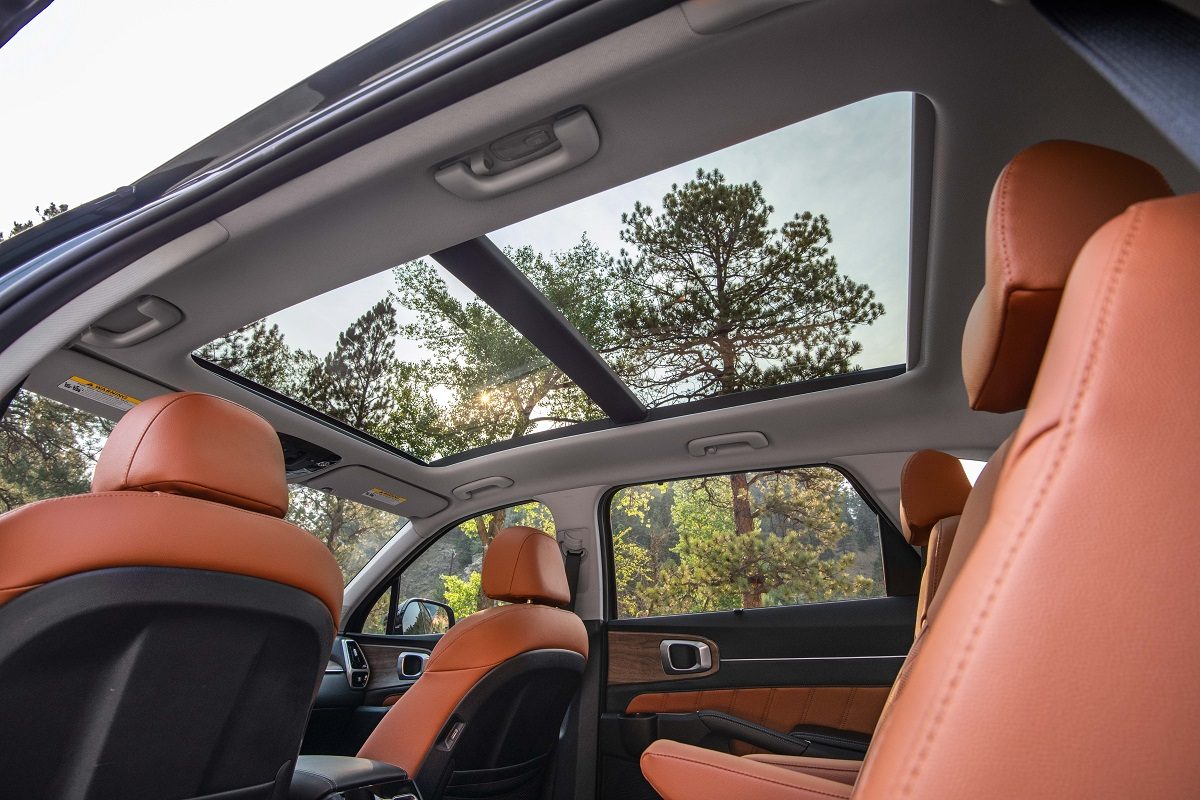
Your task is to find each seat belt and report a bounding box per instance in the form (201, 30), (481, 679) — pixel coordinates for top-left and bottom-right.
(559, 529), (586, 612)
(563, 548), (584, 611)
(1031, 0), (1200, 169)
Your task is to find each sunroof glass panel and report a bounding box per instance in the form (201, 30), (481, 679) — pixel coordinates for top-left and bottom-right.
(197, 259), (603, 462)
(200, 92), (913, 461)
(490, 92), (913, 408)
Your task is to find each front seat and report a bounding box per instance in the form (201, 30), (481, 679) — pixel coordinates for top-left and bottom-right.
(640, 141), (1179, 798)
(358, 525), (588, 800)
(898, 449), (972, 634)
(0, 391), (344, 800)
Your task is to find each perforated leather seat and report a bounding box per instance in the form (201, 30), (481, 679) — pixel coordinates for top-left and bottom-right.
(358, 525), (588, 800)
(639, 140), (1177, 798)
(0, 391), (344, 800)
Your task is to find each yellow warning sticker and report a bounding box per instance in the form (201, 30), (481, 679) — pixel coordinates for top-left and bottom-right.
(363, 487), (406, 506)
(59, 376), (141, 412)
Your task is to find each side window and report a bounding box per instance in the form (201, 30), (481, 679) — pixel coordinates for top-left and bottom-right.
(287, 485), (408, 584)
(608, 466), (884, 618)
(396, 501), (554, 622)
(0, 389), (112, 511)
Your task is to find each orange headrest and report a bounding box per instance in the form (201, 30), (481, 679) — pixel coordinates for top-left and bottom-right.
(482, 526), (570, 607)
(899, 450), (973, 547)
(962, 140), (1170, 413)
(92, 392), (289, 517)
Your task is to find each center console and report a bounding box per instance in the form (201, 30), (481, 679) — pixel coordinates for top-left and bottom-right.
(289, 755), (418, 800)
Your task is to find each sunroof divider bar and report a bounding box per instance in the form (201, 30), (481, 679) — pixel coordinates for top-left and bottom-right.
(432, 237), (647, 424)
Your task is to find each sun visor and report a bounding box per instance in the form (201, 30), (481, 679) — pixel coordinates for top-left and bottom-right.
(24, 350), (173, 420)
(303, 465), (448, 518)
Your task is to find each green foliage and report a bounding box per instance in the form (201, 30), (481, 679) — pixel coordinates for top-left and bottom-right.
(614, 169), (883, 404)
(391, 239), (615, 458)
(196, 320), (310, 394)
(0, 391), (112, 511)
(286, 486), (403, 582)
(441, 571), (482, 620)
(611, 468), (882, 617)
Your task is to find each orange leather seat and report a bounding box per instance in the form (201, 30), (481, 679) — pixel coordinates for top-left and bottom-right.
(358, 525), (588, 799)
(0, 391), (344, 800)
(640, 140), (1175, 798)
(899, 449), (972, 634)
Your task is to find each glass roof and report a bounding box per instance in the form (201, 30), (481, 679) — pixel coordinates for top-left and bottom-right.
(198, 92), (913, 463)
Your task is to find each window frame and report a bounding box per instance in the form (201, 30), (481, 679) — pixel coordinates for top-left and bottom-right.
(343, 497), (547, 632)
(598, 462), (919, 622)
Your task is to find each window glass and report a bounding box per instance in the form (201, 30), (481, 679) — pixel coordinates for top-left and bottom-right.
(397, 501), (554, 620)
(286, 486), (408, 584)
(362, 585), (392, 636)
(608, 467), (883, 618)
(199, 93), (913, 462)
(492, 92), (913, 407)
(0, 389), (111, 511)
(959, 459), (986, 486)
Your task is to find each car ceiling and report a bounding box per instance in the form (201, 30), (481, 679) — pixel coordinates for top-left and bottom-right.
(15, 0), (1200, 537)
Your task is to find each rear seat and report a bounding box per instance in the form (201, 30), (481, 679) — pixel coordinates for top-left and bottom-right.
(640, 139), (1173, 798)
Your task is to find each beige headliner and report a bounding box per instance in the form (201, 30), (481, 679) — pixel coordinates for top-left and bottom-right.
(13, 0), (1200, 542)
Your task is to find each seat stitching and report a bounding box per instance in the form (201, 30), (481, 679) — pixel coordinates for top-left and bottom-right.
(897, 205), (1143, 796)
(799, 686), (816, 725)
(839, 686), (857, 729)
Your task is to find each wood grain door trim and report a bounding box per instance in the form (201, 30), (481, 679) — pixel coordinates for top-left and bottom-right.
(608, 631), (720, 684)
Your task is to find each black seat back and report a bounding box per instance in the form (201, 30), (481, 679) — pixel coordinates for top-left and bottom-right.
(0, 567), (334, 800)
(416, 649), (586, 800)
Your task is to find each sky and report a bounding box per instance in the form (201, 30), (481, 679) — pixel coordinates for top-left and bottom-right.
(0, 0), (443, 229)
(2, 1), (913, 384)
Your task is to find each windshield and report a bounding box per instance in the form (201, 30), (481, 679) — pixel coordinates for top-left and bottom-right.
(0, 0), (447, 232)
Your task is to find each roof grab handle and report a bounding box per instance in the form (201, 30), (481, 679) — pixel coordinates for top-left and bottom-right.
(80, 295), (183, 348)
(452, 475), (515, 500)
(687, 431), (769, 457)
(434, 109), (599, 200)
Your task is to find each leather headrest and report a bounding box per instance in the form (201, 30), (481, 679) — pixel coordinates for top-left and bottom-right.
(92, 392), (289, 517)
(899, 449), (972, 547)
(481, 526), (570, 608)
(962, 140), (1170, 413)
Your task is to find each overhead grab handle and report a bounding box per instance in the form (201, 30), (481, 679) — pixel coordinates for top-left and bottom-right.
(452, 475), (514, 500)
(686, 431), (769, 457)
(80, 296), (183, 348)
(434, 109), (600, 200)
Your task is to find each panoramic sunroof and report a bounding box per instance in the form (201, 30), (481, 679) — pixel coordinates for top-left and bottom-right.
(198, 92), (913, 463)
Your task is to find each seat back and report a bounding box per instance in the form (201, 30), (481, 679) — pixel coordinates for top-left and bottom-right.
(0, 393), (344, 800)
(856, 193), (1200, 798)
(899, 449), (972, 634)
(359, 526), (588, 800)
(925, 140), (1171, 627)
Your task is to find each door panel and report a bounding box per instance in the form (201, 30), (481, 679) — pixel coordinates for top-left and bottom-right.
(598, 597), (914, 799)
(302, 632), (443, 756)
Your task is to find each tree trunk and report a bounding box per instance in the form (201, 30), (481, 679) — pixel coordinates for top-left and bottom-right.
(729, 471), (762, 608)
(474, 512), (505, 610)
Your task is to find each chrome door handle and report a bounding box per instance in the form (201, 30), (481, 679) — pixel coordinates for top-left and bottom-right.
(660, 639), (712, 675)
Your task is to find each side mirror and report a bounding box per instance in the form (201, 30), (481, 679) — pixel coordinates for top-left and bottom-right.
(396, 597), (455, 636)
